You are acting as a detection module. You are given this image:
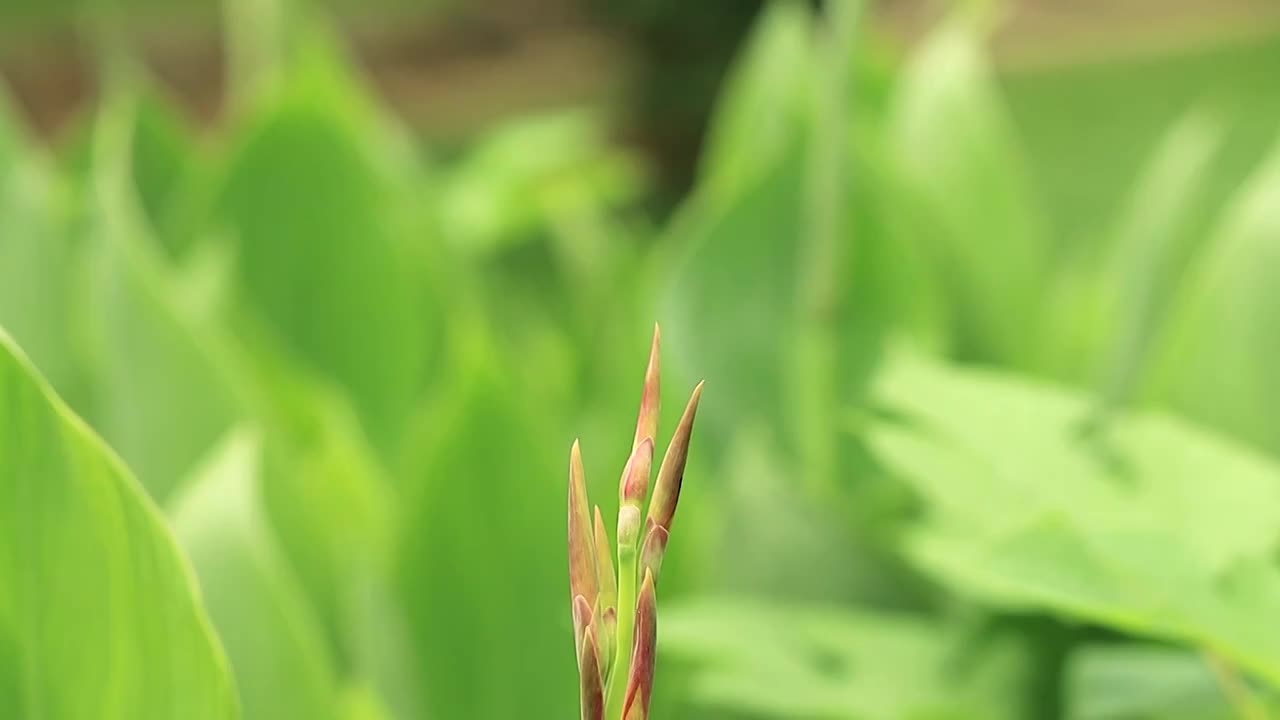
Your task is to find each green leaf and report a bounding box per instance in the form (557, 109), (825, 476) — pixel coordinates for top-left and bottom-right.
(212, 42), (429, 454)
(0, 94), (83, 402)
(1144, 139), (1280, 454)
(888, 19), (1049, 367)
(868, 358), (1280, 686)
(662, 144), (807, 440)
(129, 93), (202, 258)
(396, 351), (573, 718)
(242, 347), (418, 718)
(169, 431), (338, 720)
(82, 98), (241, 501)
(695, 0), (815, 203)
(440, 110), (646, 253)
(1065, 645), (1237, 720)
(0, 329), (239, 719)
(1043, 113), (1224, 392)
(661, 598), (1025, 719)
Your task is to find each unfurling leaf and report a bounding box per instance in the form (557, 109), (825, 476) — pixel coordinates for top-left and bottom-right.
(579, 622), (605, 720)
(569, 440), (597, 607)
(622, 569), (658, 720)
(639, 521), (669, 584)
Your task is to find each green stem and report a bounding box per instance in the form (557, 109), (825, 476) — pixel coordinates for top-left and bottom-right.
(605, 545), (637, 719)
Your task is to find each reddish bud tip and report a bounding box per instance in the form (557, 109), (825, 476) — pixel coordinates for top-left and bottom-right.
(633, 324), (661, 453)
(647, 382), (703, 533)
(622, 569), (658, 720)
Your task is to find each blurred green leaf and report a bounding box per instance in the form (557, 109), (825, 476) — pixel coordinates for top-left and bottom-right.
(695, 0), (814, 203)
(1144, 139), (1280, 454)
(397, 347), (572, 718)
(868, 358), (1280, 686)
(661, 598), (1024, 719)
(440, 110), (646, 253)
(1043, 113), (1224, 393)
(170, 430), (339, 720)
(1065, 645), (1239, 720)
(0, 97), (83, 403)
(82, 97), (242, 500)
(242, 346), (419, 718)
(212, 41), (429, 454)
(130, 93), (202, 257)
(0, 329), (239, 719)
(888, 19), (1049, 367)
(662, 145), (806, 443)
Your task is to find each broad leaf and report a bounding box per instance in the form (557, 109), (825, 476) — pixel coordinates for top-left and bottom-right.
(1144, 139), (1280, 454)
(0, 330), (238, 718)
(888, 19), (1049, 367)
(1043, 113), (1223, 392)
(397, 347), (572, 718)
(212, 41), (429, 454)
(695, 0), (814, 203)
(661, 598), (1024, 719)
(0, 95), (82, 402)
(82, 98), (241, 500)
(868, 359), (1280, 686)
(170, 431), (338, 720)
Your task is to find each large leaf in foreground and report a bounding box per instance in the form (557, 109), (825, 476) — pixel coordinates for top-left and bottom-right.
(661, 598), (1023, 719)
(0, 330), (238, 719)
(868, 359), (1280, 685)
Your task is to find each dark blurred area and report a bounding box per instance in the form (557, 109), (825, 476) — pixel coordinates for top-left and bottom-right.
(5, 0), (1275, 204)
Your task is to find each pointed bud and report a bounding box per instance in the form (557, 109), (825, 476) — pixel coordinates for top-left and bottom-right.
(622, 569), (658, 720)
(579, 621), (605, 720)
(620, 437), (654, 509)
(593, 506), (616, 612)
(633, 324), (661, 453)
(639, 520), (669, 584)
(647, 382), (703, 533)
(572, 594), (592, 671)
(568, 441), (598, 607)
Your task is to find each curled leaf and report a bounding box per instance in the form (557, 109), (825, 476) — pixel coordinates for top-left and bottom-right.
(639, 521), (669, 584)
(622, 569), (658, 720)
(579, 622), (605, 720)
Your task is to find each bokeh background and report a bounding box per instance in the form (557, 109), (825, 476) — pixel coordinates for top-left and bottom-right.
(4, 0), (1280, 718)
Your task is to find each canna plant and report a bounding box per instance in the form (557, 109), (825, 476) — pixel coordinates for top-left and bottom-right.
(568, 325), (704, 720)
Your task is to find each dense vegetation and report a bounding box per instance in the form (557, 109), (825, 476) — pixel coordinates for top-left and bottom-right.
(3, 1), (1280, 718)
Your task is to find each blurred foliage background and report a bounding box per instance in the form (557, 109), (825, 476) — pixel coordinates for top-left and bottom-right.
(4, 0), (1280, 718)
